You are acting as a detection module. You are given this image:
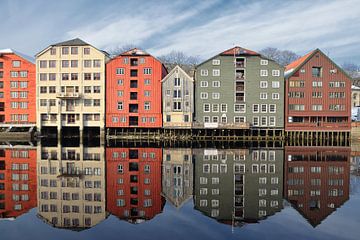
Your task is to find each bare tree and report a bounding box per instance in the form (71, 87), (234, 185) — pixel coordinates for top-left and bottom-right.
(158, 50), (202, 66)
(342, 62), (360, 78)
(108, 44), (142, 56)
(260, 47), (300, 66)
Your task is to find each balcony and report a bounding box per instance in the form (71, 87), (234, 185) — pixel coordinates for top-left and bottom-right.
(235, 82), (245, 92)
(130, 58), (138, 66)
(235, 58), (245, 68)
(236, 69), (245, 80)
(56, 92), (81, 99)
(58, 167), (83, 178)
(129, 104), (138, 113)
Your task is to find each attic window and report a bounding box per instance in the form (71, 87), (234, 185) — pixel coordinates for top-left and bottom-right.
(312, 67), (322, 77)
(260, 59), (268, 65)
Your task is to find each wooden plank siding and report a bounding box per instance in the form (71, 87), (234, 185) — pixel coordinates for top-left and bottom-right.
(285, 50), (351, 132)
(106, 49), (167, 128)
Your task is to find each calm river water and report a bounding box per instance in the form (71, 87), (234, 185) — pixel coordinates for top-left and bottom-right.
(0, 138), (359, 240)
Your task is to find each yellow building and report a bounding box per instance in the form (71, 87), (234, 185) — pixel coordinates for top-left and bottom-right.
(37, 140), (107, 230)
(36, 38), (109, 138)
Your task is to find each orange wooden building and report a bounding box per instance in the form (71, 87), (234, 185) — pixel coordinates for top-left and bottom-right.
(285, 49), (351, 132)
(106, 147), (164, 222)
(284, 146), (350, 226)
(0, 49), (36, 126)
(0, 148), (37, 219)
(106, 49), (167, 128)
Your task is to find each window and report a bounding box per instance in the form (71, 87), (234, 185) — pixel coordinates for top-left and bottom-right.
(200, 69), (208, 76)
(200, 92), (208, 99)
(62, 47), (69, 55)
(253, 117), (259, 126)
(213, 81), (220, 87)
(116, 68), (124, 75)
(272, 93), (280, 100)
(260, 70), (268, 76)
(312, 105), (323, 111)
(235, 104), (246, 113)
(269, 104), (276, 113)
(93, 60), (101, 67)
(49, 60), (56, 68)
(117, 102), (123, 110)
(12, 61), (21, 67)
(253, 104), (259, 113)
(260, 93), (267, 99)
(39, 60), (47, 68)
(272, 70), (280, 76)
(272, 81), (280, 88)
(200, 81), (208, 87)
(212, 59), (220, 65)
(212, 104), (219, 112)
(71, 60), (78, 68)
(118, 79), (123, 85)
(50, 48), (56, 55)
(261, 104), (267, 113)
(213, 69), (220, 76)
(204, 103), (210, 112)
(84, 47), (90, 55)
(221, 104), (227, 112)
(269, 116), (276, 126)
(144, 102), (150, 110)
(71, 47), (78, 55)
(260, 59), (268, 65)
(173, 89), (181, 98)
(234, 116), (246, 123)
(212, 92), (220, 99)
(173, 102), (181, 111)
(260, 81), (268, 88)
(312, 67), (322, 77)
(174, 78), (181, 86)
(144, 79), (151, 85)
(144, 68), (152, 75)
(84, 60), (91, 68)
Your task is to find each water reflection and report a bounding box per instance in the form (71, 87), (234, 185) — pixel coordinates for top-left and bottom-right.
(284, 146), (350, 227)
(0, 139), (356, 237)
(193, 148), (283, 226)
(106, 147), (164, 223)
(36, 138), (107, 230)
(0, 143), (37, 220)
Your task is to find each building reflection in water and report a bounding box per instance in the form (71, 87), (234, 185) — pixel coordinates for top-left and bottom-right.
(162, 148), (193, 208)
(106, 147), (165, 223)
(0, 143), (37, 220)
(37, 138), (107, 230)
(193, 148), (284, 226)
(284, 146), (350, 227)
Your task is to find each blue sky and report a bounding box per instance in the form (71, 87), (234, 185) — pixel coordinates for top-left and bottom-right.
(1, 0), (360, 65)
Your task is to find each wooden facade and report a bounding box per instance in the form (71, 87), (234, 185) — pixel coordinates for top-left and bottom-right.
(285, 49), (351, 132)
(0, 49), (36, 126)
(162, 65), (194, 128)
(106, 49), (167, 129)
(284, 146), (350, 226)
(0, 148), (37, 219)
(106, 147), (164, 222)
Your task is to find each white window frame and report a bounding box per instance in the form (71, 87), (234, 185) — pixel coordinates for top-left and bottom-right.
(260, 59), (268, 65)
(234, 104), (246, 113)
(272, 81), (280, 88)
(200, 69), (208, 76)
(260, 81), (268, 88)
(272, 70), (280, 76)
(212, 59), (220, 65)
(200, 81), (208, 87)
(212, 69), (220, 76)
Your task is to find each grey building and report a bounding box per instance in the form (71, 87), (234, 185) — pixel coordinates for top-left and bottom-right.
(194, 47), (284, 129)
(193, 148), (283, 225)
(162, 148), (193, 208)
(162, 65), (194, 128)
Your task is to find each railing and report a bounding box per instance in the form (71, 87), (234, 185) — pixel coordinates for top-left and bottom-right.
(56, 93), (81, 98)
(236, 74), (245, 80)
(192, 122), (250, 129)
(235, 62), (245, 68)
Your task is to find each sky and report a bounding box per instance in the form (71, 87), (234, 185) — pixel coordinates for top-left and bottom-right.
(1, 0), (360, 65)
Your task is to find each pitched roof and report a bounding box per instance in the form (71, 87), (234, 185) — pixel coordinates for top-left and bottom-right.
(220, 46), (260, 56)
(285, 48), (352, 80)
(0, 48), (35, 63)
(161, 65), (194, 83)
(285, 49), (316, 74)
(52, 38), (89, 46)
(120, 48), (150, 56)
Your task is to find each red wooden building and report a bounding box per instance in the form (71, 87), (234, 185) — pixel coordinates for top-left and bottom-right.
(106, 49), (167, 128)
(0, 49), (36, 126)
(0, 148), (37, 219)
(285, 49), (351, 132)
(284, 146), (350, 227)
(106, 147), (164, 223)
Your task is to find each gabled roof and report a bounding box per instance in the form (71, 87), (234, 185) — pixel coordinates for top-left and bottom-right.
(36, 38), (110, 58)
(196, 45), (277, 68)
(285, 49), (352, 80)
(120, 48), (150, 56)
(0, 48), (35, 63)
(161, 65), (194, 83)
(284, 49), (317, 77)
(52, 38), (89, 46)
(220, 46), (260, 56)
